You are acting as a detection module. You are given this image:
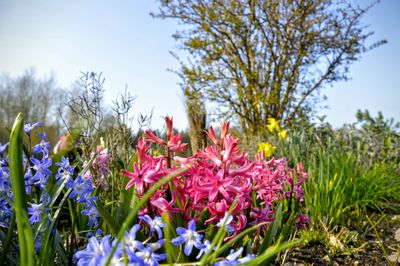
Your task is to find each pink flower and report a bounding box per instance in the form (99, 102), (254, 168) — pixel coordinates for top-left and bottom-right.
(249, 207), (274, 226)
(167, 133), (189, 153)
(206, 126), (219, 145)
(145, 130), (165, 145)
(144, 116), (188, 154)
(151, 190), (181, 215)
(220, 122), (230, 140)
(122, 159), (164, 196)
(165, 116), (173, 138)
(136, 138), (151, 165)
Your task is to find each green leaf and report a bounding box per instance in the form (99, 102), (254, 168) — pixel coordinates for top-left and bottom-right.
(162, 213), (182, 264)
(245, 238), (304, 266)
(0, 211), (16, 264)
(259, 202), (283, 253)
(95, 201), (120, 234)
(9, 113), (35, 265)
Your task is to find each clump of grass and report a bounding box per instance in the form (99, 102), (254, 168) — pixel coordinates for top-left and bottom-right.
(277, 124), (400, 230)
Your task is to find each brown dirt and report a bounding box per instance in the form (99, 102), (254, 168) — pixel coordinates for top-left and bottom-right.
(277, 213), (400, 266)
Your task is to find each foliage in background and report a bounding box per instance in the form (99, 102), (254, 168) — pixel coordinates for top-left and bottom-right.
(273, 111), (400, 231)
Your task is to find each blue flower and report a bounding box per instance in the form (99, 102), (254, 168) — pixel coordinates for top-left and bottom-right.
(148, 239), (166, 251)
(171, 220), (206, 256)
(24, 168), (34, 194)
(55, 156), (74, 185)
(34, 235), (42, 253)
(125, 248), (146, 265)
(31, 156), (52, 187)
(0, 142), (9, 155)
(24, 122), (43, 136)
(0, 197), (12, 227)
(135, 244), (167, 266)
(33, 132), (50, 155)
(216, 212), (235, 234)
(139, 215), (166, 239)
(196, 239), (212, 259)
(74, 235), (115, 266)
(82, 194), (98, 207)
(124, 224), (145, 252)
(81, 205), (100, 227)
(0, 167), (10, 193)
(213, 247), (255, 266)
(28, 202), (49, 224)
(66, 175), (94, 202)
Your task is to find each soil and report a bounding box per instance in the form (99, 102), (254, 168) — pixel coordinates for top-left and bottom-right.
(277, 212), (400, 266)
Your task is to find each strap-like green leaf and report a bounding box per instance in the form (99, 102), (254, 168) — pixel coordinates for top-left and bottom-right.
(95, 201), (120, 234)
(9, 113), (35, 265)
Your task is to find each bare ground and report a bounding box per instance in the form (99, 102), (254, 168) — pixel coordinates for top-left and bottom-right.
(277, 212), (400, 266)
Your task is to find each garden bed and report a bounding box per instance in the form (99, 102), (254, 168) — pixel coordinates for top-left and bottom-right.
(281, 212), (400, 265)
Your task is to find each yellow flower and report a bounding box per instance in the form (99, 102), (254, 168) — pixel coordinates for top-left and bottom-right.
(278, 130), (287, 141)
(257, 142), (276, 157)
(267, 118), (281, 133)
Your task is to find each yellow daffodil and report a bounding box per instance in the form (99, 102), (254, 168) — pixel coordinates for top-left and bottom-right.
(257, 142), (276, 157)
(267, 118), (281, 133)
(278, 129), (287, 141)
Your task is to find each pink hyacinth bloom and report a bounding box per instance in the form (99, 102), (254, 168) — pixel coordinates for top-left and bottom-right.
(206, 126), (219, 145)
(145, 130), (165, 145)
(136, 138), (151, 165)
(151, 190), (181, 215)
(167, 133), (189, 153)
(122, 159), (164, 196)
(220, 122), (230, 140)
(165, 116), (173, 138)
(249, 207), (275, 226)
(194, 169), (238, 203)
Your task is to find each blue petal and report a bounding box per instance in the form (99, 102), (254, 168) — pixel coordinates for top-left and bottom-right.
(188, 220), (196, 231)
(171, 236), (185, 246)
(184, 241), (194, 256)
(176, 227), (187, 235)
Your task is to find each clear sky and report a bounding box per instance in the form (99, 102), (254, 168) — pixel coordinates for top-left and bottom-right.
(0, 0), (399, 130)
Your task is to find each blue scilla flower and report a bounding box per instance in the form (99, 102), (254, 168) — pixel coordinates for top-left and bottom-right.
(0, 142), (9, 156)
(55, 156), (74, 185)
(171, 220), (207, 256)
(213, 247), (255, 266)
(81, 194), (98, 207)
(0, 167), (10, 192)
(216, 212), (235, 234)
(33, 132), (50, 156)
(24, 168), (35, 194)
(74, 235), (116, 266)
(124, 224), (145, 252)
(0, 157), (7, 168)
(28, 202), (49, 224)
(66, 175), (94, 202)
(125, 248), (146, 266)
(31, 156), (52, 188)
(135, 244), (167, 266)
(24, 122), (43, 136)
(0, 197), (12, 226)
(34, 235), (42, 253)
(196, 239), (212, 259)
(139, 215), (166, 239)
(27, 191), (50, 225)
(81, 205), (100, 227)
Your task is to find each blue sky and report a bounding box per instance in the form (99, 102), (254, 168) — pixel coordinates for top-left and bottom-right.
(0, 0), (399, 130)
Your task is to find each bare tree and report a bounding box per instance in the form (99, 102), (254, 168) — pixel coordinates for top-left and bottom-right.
(0, 68), (66, 126)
